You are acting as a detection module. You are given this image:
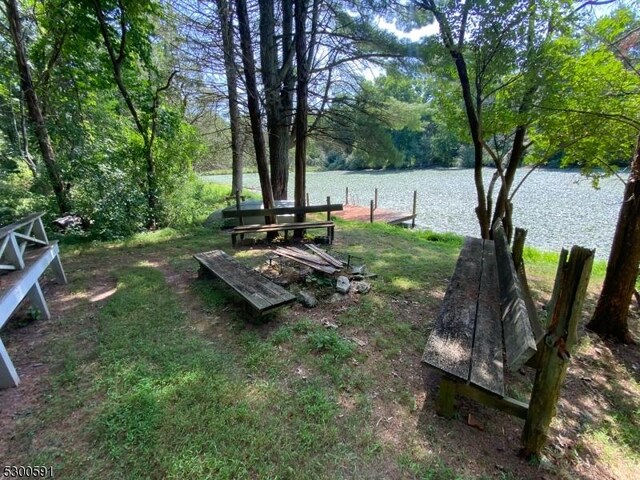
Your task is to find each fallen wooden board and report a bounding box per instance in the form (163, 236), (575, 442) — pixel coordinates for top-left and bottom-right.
(282, 246), (328, 265)
(306, 244), (345, 268)
(273, 248), (338, 274)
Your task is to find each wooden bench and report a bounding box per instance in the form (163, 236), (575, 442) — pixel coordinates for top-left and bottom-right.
(194, 250), (296, 317)
(222, 195), (343, 247)
(0, 213), (67, 388)
(422, 219), (595, 455)
(422, 220), (542, 419)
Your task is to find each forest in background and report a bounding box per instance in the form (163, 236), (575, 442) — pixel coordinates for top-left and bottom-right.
(1, 0), (638, 238)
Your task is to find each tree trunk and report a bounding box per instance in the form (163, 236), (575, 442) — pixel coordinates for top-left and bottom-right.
(216, 0), (243, 195)
(93, 0), (167, 230)
(259, 0), (294, 200)
(450, 51), (489, 238)
(236, 0), (275, 219)
(5, 0), (69, 213)
(293, 0), (309, 230)
(587, 133), (640, 344)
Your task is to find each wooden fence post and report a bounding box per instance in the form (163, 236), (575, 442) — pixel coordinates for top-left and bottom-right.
(369, 200), (374, 223)
(411, 190), (417, 229)
(306, 193), (310, 207)
(326, 196), (331, 221)
(512, 228), (527, 268)
(345, 187), (349, 205)
(374, 188), (378, 210)
(521, 245), (594, 458)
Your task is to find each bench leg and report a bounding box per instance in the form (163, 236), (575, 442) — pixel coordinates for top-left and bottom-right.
(436, 377), (457, 418)
(51, 254), (67, 284)
(0, 338), (20, 388)
(232, 233), (237, 247)
(27, 281), (51, 321)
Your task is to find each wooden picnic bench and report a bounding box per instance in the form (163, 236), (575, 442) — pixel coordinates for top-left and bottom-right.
(422, 219), (594, 455)
(222, 194), (343, 247)
(193, 250), (296, 317)
(1, 212), (67, 388)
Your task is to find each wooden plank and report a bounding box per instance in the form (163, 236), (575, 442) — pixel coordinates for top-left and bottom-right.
(517, 265), (544, 343)
(232, 221), (334, 233)
(523, 246), (594, 456)
(422, 237), (484, 381)
(222, 204), (343, 219)
(469, 240), (504, 397)
(272, 249), (337, 274)
(306, 244), (345, 268)
(193, 250), (296, 314)
(456, 383), (529, 420)
(493, 221), (537, 372)
(282, 246), (329, 266)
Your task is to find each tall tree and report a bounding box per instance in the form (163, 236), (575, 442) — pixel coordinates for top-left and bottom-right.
(531, 6), (640, 343)
(92, 0), (176, 229)
(415, 0), (577, 239)
(584, 10), (640, 343)
(215, 0), (243, 195)
(235, 0), (275, 217)
(3, 0), (70, 214)
(259, 0), (295, 200)
(588, 132), (640, 343)
(293, 0), (313, 223)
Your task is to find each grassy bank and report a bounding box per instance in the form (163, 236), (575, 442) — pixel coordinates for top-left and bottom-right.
(0, 218), (637, 479)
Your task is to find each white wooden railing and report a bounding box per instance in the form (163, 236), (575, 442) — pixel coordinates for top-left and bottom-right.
(0, 213), (67, 388)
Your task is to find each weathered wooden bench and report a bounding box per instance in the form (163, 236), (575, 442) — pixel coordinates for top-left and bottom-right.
(0, 213), (67, 388)
(422, 219), (595, 455)
(422, 220), (542, 419)
(222, 194), (343, 247)
(193, 250), (296, 317)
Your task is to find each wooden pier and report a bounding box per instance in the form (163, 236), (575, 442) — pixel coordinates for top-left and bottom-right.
(333, 188), (417, 227)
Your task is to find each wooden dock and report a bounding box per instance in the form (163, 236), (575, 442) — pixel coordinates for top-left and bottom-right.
(334, 204), (416, 226)
(331, 188), (417, 227)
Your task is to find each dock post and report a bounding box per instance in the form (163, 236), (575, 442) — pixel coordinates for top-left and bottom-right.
(345, 187), (349, 205)
(327, 196), (331, 221)
(374, 188), (378, 210)
(306, 193), (310, 206)
(370, 200), (374, 223)
(412, 190), (417, 229)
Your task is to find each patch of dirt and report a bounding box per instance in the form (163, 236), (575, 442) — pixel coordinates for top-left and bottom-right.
(0, 265), (117, 466)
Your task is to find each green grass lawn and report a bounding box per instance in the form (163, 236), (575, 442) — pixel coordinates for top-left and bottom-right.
(1, 218), (638, 480)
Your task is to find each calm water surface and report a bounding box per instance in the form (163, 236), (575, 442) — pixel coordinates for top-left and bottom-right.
(203, 168), (624, 259)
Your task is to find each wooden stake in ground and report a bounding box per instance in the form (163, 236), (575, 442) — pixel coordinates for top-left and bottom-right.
(522, 245), (594, 458)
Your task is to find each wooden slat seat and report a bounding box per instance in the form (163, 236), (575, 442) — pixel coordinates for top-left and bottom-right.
(194, 250), (296, 316)
(222, 192), (342, 247)
(422, 220), (541, 420)
(231, 221), (335, 246)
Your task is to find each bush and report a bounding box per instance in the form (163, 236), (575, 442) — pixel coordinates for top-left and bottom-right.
(161, 175), (232, 228)
(0, 162), (50, 226)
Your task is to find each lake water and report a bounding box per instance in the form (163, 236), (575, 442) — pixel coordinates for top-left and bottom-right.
(203, 168), (625, 259)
